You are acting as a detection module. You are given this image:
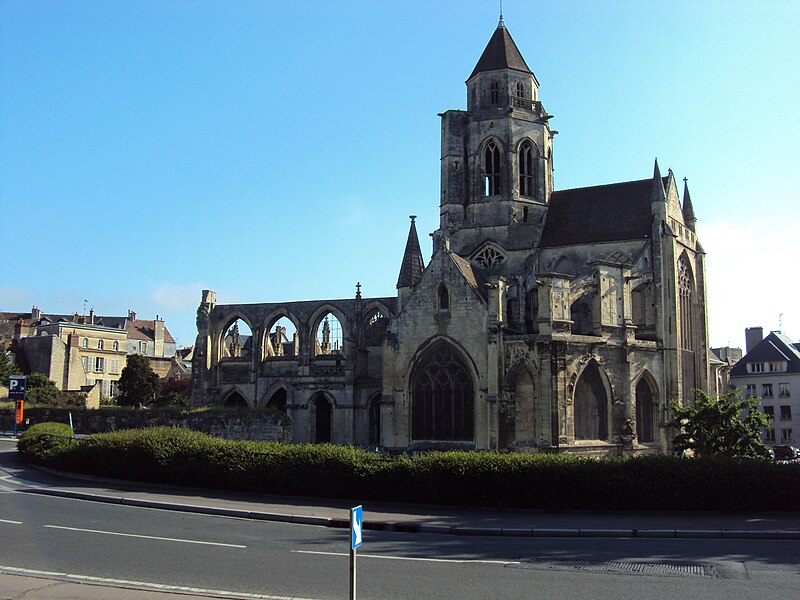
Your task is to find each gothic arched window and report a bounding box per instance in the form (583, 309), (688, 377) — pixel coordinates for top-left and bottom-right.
(484, 141), (501, 196)
(412, 344), (474, 441)
(438, 285), (450, 311)
(678, 256), (695, 351)
(574, 362), (608, 440)
(635, 377), (657, 443)
(519, 141), (537, 197)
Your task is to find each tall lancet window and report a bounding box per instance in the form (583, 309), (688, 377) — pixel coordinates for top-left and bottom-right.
(490, 80), (499, 104)
(678, 256), (695, 351)
(484, 141), (501, 196)
(516, 81), (525, 99)
(519, 141), (537, 197)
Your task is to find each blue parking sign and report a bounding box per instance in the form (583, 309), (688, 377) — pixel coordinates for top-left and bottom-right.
(8, 376), (27, 400)
(351, 505), (363, 549)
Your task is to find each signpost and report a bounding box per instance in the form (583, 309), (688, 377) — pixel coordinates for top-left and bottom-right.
(8, 376), (27, 437)
(350, 505), (363, 600)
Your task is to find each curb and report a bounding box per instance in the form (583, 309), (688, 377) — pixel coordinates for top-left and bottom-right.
(19, 487), (798, 541)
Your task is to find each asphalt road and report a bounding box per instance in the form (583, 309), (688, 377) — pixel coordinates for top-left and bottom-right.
(1, 439), (799, 599)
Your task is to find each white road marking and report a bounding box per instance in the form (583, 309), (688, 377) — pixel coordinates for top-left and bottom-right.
(293, 549), (521, 565)
(0, 565), (317, 599)
(0, 519), (22, 525)
(44, 525), (246, 548)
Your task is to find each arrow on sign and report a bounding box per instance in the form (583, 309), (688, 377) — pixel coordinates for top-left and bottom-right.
(351, 505), (363, 549)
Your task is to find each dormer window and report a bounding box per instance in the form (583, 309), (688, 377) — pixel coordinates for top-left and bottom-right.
(484, 141), (501, 196)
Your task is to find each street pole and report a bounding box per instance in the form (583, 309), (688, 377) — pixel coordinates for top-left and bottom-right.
(350, 545), (356, 600)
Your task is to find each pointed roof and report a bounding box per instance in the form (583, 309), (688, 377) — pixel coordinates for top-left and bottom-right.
(682, 178), (697, 231)
(650, 158), (666, 203)
(730, 331), (800, 377)
(396, 216), (425, 289)
(469, 19), (533, 80)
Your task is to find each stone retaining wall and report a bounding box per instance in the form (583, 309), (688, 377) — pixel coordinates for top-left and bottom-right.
(0, 408), (291, 442)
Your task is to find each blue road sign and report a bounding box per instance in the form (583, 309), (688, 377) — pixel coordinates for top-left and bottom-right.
(351, 505), (363, 549)
(8, 376), (27, 400)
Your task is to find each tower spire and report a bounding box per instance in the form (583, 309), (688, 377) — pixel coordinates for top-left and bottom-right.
(650, 158), (666, 202)
(682, 177), (697, 232)
(499, 0), (505, 27)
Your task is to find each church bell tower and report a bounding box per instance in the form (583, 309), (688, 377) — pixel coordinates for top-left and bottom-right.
(438, 18), (555, 257)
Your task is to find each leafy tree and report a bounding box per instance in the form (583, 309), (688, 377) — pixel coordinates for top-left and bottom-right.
(26, 372), (61, 404)
(154, 377), (191, 409)
(117, 354), (161, 408)
(665, 389), (772, 459)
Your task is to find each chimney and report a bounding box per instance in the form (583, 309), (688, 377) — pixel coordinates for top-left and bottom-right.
(89, 308), (95, 325)
(128, 309), (137, 321)
(745, 327), (764, 355)
(31, 306), (41, 320)
(154, 315), (165, 357)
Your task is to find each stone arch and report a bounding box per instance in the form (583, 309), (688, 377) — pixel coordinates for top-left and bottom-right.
(633, 370), (658, 443)
(572, 359), (611, 441)
(552, 255), (578, 277)
(265, 381), (288, 413)
(308, 305), (348, 357)
(367, 391), (382, 447)
(309, 391), (335, 443)
(409, 340), (476, 442)
(221, 388), (251, 409)
(217, 313), (254, 362)
(262, 309), (301, 359)
(505, 360), (538, 445)
(516, 138), (540, 198)
(363, 304), (390, 346)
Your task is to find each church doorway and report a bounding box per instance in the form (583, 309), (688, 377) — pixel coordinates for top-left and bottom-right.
(573, 362), (608, 440)
(411, 343), (474, 441)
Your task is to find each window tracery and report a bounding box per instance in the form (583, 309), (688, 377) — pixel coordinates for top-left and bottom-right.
(484, 141), (501, 196)
(473, 245), (506, 269)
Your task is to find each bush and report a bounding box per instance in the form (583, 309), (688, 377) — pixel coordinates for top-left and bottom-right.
(17, 422), (75, 466)
(16, 426), (800, 512)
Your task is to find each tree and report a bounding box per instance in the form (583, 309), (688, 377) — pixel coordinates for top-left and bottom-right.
(154, 377), (191, 409)
(664, 389), (772, 459)
(0, 348), (21, 382)
(26, 372), (61, 404)
(117, 354), (161, 408)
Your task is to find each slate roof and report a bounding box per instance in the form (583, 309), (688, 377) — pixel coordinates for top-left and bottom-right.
(449, 252), (488, 301)
(397, 217), (425, 288)
(469, 20), (533, 79)
(729, 331), (800, 377)
(539, 177), (669, 248)
(126, 319), (177, 344)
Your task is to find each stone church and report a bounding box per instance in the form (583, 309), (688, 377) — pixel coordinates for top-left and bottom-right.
(192, 19), (710, 456)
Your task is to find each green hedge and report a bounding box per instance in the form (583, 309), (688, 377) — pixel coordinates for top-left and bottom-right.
(17, 424), (800, 511)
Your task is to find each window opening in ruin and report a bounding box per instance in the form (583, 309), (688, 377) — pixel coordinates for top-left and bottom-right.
(222, 319), (253, 360)
(519, 141), (537, 197)
(314, 312), (343, 356)
(364, 310), (388, 345)
(574, 362), (608, 440)
(438, 285), (450, 311)
(484, 141), (501, 196)
(635, 378), (656, 443)
(267, 388), (287, 413)
(223, 391), (249, 408)
(412, 343), (474, 441)
(265, 316), (298, 358)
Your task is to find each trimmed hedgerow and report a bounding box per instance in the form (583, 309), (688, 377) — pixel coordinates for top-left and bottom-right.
(17, 424), (800, 511)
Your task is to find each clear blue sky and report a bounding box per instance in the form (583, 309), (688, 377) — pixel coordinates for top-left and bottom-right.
(2, 0), (798, 350)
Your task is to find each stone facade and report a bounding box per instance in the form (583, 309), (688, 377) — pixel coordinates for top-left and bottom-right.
(192, 20), (711, 456)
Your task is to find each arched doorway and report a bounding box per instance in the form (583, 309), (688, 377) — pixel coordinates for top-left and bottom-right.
(312, 393), (332, 443)
(574, 362), (608, 440)
(411, 343), (474, 441)
(635, 378), (657, 443)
